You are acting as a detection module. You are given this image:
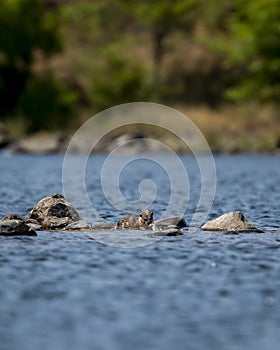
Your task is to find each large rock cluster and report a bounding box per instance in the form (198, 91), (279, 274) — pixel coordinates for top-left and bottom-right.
(0, 194), (87, 236)
(29, 194), (82, 229)
(0, 193), (262, 237)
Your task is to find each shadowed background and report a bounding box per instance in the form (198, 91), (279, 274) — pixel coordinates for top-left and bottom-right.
(0, 0), (279, 152)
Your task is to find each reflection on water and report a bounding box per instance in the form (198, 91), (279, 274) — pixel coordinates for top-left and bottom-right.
(0, 153), (280, 350)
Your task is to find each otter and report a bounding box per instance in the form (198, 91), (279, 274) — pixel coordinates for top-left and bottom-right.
(116, 210), (153, 230)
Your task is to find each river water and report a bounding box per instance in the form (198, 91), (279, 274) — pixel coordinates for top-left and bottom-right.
(0, 152), (280, 350)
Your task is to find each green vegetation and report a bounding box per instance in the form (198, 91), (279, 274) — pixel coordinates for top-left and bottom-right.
(0, 0), (80, 132)
(0, 0), (279, 146)
(209, 0), (280, 102)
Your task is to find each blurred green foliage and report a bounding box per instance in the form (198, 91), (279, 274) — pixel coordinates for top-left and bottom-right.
(0, 0), (61, 66)
(224, 0), (280, 102)
(0, 0), (77, 132)
(17, 72), (78, 132)
(90, 53), (150, 112)
(0, 0), (65, 122)
(121, 0), (198, 86)
(0, 0), (279, 132)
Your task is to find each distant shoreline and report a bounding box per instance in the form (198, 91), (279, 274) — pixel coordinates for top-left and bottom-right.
(1, 104), (279, 154)
(1, 130), (280, 155)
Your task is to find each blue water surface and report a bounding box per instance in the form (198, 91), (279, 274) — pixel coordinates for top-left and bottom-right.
(0, 152), (280, 350)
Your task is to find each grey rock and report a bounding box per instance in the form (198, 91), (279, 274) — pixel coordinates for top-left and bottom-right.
(2, 214), (43, 231)
(64, 220), (91, 231)
(91, 223), (116, 230)
(201, 211), (261, 233)
(147, 228), (183, 237)
(153, 216), (187, 230)
(2, 213), (25, 221)
(26, 222), (43, 231)
(30, 193), (82, 230)
(0, 220), (37, 236)
(106, 134), (164, 154)
(9, 132), (66, 154)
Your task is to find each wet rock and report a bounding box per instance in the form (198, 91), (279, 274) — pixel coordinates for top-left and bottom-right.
(2, 214), (43, 231)
(2, 213), (25, 221)
(147, 228), (183, 237)
(30, 194), (82, 230)
(0, 220), (37, 236)
(24, 218), (43, 231)
(91, 223), (115, 230)
(153, 216), (187, 229)
(9, 132), (66, 154)
(201, 211), (261, 233)
(64, 220), (91, 231)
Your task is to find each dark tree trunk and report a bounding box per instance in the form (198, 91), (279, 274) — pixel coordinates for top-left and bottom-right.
(0, 64), (29, 115)
(152, 24), (168, 94)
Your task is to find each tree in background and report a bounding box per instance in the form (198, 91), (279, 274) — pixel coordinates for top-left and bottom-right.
(220, 0), (280, 103)
(60, 0), (151, 112)
(0, 0), (61, 115)
(0, 0), (78, 132)
(1, 0), (279, 133)
(126, 0), (197, 90)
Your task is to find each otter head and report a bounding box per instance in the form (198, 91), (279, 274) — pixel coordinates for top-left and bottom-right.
(138, 210), (153, 227)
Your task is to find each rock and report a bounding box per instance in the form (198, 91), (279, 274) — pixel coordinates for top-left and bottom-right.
(2, 213), (25, 221)
(0, 124), (12, 148)
(147, 228), (183, 237)
(2, 213), (43, 231)
(0, 220), (37, 236)
(107, 134), (153, 154)
(29, 194), (82, 230)
(91, 223), (116, 230)
(153, 216), (187, 229)
(24, 218), (43, 231)
(64, 220), (91, 231)
(9, 132), (66, 154)
(201, 211), (261, 233)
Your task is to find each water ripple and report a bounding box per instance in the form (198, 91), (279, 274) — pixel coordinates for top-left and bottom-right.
(0, 154), (280, 350)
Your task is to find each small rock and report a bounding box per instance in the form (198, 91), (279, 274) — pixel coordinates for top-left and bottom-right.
(2, 213), (25, 221)
(91, 223), (116, 230)
(0, 220), (37, 236)
(21, 219), (43, 231)
(30, 193), (82, 230)
(64, 220), (91, 231)
(147, 228), (183, 237)
(2, 214), (43, 231)
(9, 132), (66, 154)
(201, 211), (261, 233)
(153, 216), (187, 230)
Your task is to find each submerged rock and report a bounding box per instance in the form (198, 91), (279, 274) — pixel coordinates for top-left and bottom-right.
(147, 227), (183, 237)
(201, 211), (261, 233)
(0, 220), (37, 236)
(153, 216), (187, 230)
(30, 194), (82, 230)
(91, 223), (115, 230)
